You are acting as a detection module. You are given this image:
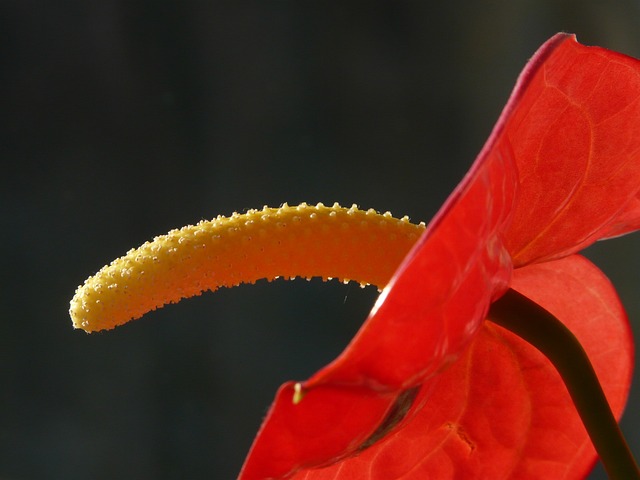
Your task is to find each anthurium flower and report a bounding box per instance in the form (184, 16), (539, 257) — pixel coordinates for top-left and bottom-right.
(70, 33), (639, 479)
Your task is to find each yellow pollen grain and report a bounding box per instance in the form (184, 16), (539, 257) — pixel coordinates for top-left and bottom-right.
(70, 203), (426, 332)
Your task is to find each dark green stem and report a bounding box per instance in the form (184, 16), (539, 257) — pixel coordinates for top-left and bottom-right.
(488, 288), (639, 480)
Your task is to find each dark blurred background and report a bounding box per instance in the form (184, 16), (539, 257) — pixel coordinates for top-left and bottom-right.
(2, 1), (639, 479)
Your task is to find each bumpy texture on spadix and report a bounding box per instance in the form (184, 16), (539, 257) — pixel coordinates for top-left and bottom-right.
(70, 203), (425, 332)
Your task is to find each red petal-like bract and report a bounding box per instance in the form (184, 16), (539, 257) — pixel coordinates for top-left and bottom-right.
(260, 256), (630, 480)
(240, 34), (639, 479)
(503, 35), (640, 265)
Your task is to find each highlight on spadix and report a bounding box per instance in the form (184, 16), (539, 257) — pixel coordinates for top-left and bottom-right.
(70, 202), (425, 333)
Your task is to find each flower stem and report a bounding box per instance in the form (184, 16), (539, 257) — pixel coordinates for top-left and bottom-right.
(488, 288), (639, 480)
